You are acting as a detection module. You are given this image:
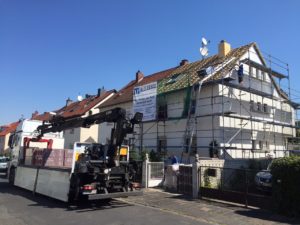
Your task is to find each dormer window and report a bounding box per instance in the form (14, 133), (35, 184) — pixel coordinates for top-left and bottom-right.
(166, 73), (183, 85)
(256, 69), (262, 80)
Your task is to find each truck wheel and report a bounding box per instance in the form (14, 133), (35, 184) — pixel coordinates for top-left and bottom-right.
(8, 167), (15, 185)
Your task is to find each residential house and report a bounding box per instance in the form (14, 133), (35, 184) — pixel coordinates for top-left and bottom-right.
(98, 40), (298, 159)
(0, 121), (19, 155)
(55, 89), (116, 149)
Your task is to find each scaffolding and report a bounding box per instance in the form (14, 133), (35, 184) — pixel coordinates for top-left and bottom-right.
(188, 46), (299, 159)
(133, 45), (300, 160)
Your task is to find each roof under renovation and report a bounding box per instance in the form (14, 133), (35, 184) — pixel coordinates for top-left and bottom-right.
(102, 41), (288, 107)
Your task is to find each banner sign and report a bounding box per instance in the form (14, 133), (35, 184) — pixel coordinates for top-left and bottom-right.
(133, 82), (157, 121)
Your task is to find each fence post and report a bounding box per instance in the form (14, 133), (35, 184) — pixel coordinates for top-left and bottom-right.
(244, 169), (248, 208)
(192, 154), (200, 198)
(142, 153), (149, 188)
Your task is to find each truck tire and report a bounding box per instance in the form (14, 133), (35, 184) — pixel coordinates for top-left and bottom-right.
(68, 175), (81, 203)
(8, 167), (15, 185)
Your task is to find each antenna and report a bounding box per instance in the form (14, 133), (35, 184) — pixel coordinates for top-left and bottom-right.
(199, 37), (210, 59)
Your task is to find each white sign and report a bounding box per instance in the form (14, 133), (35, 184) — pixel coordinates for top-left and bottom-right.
(133, 82), (157, 121)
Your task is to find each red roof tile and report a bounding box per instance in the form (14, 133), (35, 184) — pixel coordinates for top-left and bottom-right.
(0, 121), (19, 136)
(55, 90), (115, 119)
(31, 112), (53, 121)
(101, 67), (177, 108)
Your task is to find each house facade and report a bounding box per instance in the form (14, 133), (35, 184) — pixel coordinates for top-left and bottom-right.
(54, 89), (116, 149)
(0, 121), (19, 155)
(98, 41), (297, 159)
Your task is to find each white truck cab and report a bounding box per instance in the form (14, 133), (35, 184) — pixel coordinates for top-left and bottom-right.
(7, 119), (64, 179)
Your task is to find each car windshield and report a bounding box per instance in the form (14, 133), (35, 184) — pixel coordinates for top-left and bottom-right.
(0, 158), (9, 162)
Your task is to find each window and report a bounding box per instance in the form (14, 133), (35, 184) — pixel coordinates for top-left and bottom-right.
(252, 140), (257, 150)
(166, 73), (183, 85)
(256, 69), (262, 80)
(261, 71), (266, 81)
(157, 104), (168, 120)
(263, 104), (270, 113)
(258, 141), (270, 150)
(257, 102), (262, 112)
(157, 137), (167, 153)
(249, 67), (254, 77)
(207, 168), (217, 177)
(250, 100), (255, 111)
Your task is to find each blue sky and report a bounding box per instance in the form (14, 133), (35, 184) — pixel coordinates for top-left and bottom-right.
(0, 0), (299, 125)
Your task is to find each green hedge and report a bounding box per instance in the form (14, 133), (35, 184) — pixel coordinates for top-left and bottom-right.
(270, 156), (300, 216)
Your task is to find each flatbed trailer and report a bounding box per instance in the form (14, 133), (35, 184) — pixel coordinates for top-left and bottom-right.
(14, 165), (142, 202)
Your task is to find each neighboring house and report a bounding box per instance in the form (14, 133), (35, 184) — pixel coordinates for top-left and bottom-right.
(54, 89), (116, 149)
(99, 40), (298, 159)
(0, 121), (19, 155)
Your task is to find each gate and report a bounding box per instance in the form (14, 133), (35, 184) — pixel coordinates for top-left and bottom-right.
(146, 162), (164, 188)
(199, 166), (272, 209)
(177, 165), (193, 196)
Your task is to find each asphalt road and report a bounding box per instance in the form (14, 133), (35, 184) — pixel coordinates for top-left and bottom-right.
(0, 174), (209, 225)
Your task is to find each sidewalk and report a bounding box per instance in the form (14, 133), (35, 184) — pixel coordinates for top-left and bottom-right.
(122, 188), (300, 225)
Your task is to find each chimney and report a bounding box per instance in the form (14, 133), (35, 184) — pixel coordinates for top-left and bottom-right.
(135, 70), (144, 83)
(179, 59), (189, 66)
(218, 40), (231, 57)
(97, 86), (106, 97)
(31, 110), (39, 119)
(66, 97), (73, 106)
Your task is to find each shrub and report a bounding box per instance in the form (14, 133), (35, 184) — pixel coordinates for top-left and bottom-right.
(149, 149), (162, 162)
(270, 156), (300, 216)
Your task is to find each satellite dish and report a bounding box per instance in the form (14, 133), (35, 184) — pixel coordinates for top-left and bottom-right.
(200, 46), (208, 57)
(202, 37), (208, 46)
(77, 95), (83, 101)
(206, 66), (214, 74)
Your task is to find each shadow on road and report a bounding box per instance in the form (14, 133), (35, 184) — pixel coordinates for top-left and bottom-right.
(0, 176), (133, 213)
(234, 209), (300, 225)
(149, 188), (300, 224)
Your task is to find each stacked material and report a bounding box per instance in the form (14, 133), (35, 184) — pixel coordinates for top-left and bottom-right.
(27, 148), (74, 168)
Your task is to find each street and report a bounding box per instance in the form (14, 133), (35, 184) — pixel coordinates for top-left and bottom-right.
(0, 175), (208, 225)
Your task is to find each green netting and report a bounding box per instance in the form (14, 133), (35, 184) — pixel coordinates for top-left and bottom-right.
(182, 86), (192, 117)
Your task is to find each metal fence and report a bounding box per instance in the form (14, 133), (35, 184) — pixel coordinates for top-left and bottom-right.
(199, 166), (272, 209)
(178, 165), (193, 196)
(148, 162), (164, 179)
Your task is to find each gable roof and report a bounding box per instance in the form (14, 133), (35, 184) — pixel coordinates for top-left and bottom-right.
(31, 112), (53, 121)
(55, 90), (115, 119)
(100, 42), (289, 109)
(158, 43), (253, 94)
(0, 121), (19, 136)
(101, 67), (177, 108)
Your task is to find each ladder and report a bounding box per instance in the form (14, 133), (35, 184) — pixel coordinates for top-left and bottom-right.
(180, 56), (239, 163)
(181, 80), (203, 163)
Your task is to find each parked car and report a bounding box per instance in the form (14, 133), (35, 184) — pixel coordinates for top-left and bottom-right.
(0, 157), (10, 174)
(254, 163), (272, 191)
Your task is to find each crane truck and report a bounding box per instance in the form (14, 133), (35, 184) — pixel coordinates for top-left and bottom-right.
(7, 107), (143, 202)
